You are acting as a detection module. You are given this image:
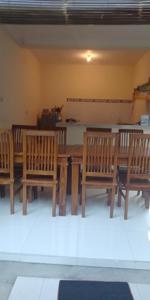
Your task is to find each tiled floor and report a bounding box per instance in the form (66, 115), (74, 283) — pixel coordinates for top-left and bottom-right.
(8, 277), (150, 300)
(0, 188), (150, 269)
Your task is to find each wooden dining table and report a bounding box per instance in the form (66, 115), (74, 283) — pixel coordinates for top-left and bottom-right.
(14, 145), (128, 216)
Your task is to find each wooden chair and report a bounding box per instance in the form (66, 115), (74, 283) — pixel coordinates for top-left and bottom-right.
(22, 130), (58, 216)
(81, 132), (118, 218)
(87, 127), (112, 132)
(118, 129), (144, 201)
(118, 134), (150, 219)
(12, 124), (38, 199)
(0, 129), (14, 213)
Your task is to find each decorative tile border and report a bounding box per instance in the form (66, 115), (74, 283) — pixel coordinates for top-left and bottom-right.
(67, 98), (132, 104)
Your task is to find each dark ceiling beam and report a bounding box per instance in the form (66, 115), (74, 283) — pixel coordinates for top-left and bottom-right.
(0, 1), (150, 24)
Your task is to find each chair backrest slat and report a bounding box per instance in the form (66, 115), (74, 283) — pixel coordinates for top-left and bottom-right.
(128, 134), (150, 180)
(119, 129), (143, 154)
(83, 132), (118, 179)
(0, 129), (13, 177)
(23, 130), (57, 178)
(53, 127), (67, 145)
(12, 124), (37, 154)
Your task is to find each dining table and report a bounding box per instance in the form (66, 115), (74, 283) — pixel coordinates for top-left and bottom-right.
(14, 145), (129, 216)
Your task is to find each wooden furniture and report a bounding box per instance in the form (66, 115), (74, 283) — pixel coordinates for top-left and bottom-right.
(14, 139), (144, 217)
(118, 134), (150, 219)
(118, 129), (143, 155)
(12, 124), (37, 156)
(0, 129), (14, 213)
(118, 128), (144, 199)
(54, 126), (67, 145)
(22, 130), (58, 216)
(81, 132), (118, 217)
(87, 127), (112, 132)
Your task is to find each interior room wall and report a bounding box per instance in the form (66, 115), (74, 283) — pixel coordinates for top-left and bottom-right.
(40, 64), (134, 124)
(1, 26), (149, 126)
(132, 52), (150, 123)
(0, 28), (41, 128)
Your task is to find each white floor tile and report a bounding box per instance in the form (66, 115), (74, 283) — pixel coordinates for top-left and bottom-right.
(9, 277), (150, 300)
(40, 279), (59, 300)
(1, 190), (150, 268)
(8, 277), (44, 300)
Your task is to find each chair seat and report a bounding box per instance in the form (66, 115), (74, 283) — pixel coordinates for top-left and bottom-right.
(127, 179), (150, 190)
(0, 174), (14, 185)
(118, 170), (150, 189)
(22, 175), (57, 186)
(82, 177), (117, 188)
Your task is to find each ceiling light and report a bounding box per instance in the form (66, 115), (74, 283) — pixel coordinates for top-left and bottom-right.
(86, 54), (92, 62)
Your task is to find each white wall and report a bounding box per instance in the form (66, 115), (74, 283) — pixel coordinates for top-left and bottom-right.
(0, 28), (41, 128)
(40, 64), (134, 124)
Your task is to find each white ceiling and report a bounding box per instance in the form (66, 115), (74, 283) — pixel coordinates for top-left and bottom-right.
(3, 24), (150, 49)
(31, 49), (146, 65)
(2, 24), (150, 65)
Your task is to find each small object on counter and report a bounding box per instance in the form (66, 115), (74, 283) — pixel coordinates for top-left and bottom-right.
(66, 118), (77, 123)
(37, 106), (63, 129)
(140, 115), (150, 127)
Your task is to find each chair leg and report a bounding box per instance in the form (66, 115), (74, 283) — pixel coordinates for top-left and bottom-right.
(124, 189), (129, 220)
(79, 186), (82, 205)
(143, 191), (150, 209)
(23, 184), (27, 215)
(52, 185), (56, 217)
(115, 186), (118, 195)
(0, 185), (5, 198)
(118, 189), (122, 207)
(145, 198), (150, 209)
(110, 187), (115, 218)
(10, 183), (14, 214)
(137, 190), (140, 196)
(56, 188), (59, 205)
(32, 187), (38, 200)
(81, 185), (86, 217)
(27, 187), (32, 203)
(107, 189), (111, 206)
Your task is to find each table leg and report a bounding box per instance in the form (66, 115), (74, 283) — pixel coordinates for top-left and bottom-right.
(71, 161), (80, 215)
(59, 159), (68, 216)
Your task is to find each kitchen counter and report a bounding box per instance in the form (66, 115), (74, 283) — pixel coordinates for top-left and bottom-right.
(57, 122), (150, 144)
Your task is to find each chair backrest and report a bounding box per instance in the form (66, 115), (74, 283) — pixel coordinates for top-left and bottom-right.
(86, 127), (112, 132)
(118, 129), (143, 154)
(128, 134), (150, 181)
(0, 129), (13, 178)
(54, 127), (67, 145)
(12, 124), (37, 154)
(23, 130), (57, 179)
(82, 132), (118, 181)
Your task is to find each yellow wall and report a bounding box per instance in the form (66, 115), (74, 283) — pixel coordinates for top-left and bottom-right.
(0, 28), (41, 128)
(132, 52), (150, 123)
(1, 26), (150, 126)
(133, 52), (150, 87)
(41, 64), (134, 123)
